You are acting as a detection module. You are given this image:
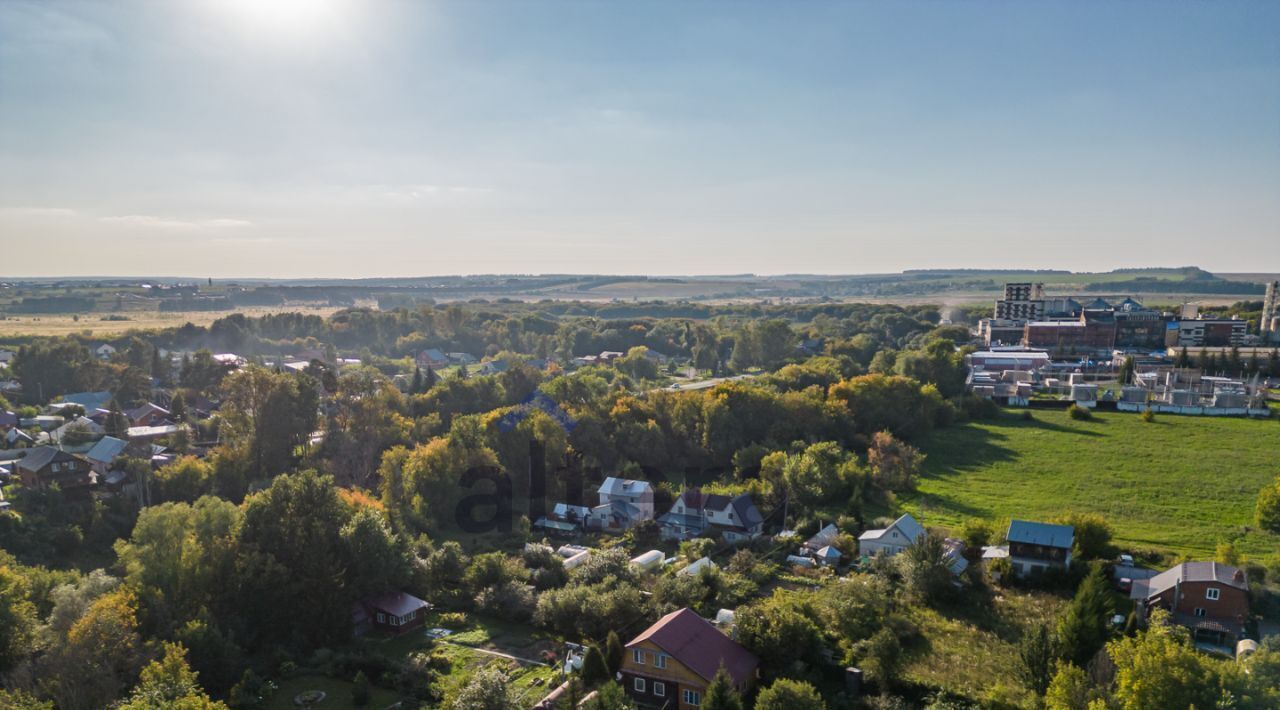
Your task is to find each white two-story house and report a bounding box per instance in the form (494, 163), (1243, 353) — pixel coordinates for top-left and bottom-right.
(658, 490), (764, 543)
(858, 513), (925, 557)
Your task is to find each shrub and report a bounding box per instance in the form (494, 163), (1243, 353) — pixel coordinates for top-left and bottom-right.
(1256, 476), (1280, 533)
(1066, 404), (1092, 421)
(1140, 407), (1155, 423)
(987, 557), (1013, 584)
(1020, 410), (1034, 421)
(351, 670), (370, 706)
(437, 612), (468, 629)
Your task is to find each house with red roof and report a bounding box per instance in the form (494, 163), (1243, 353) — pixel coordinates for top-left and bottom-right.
(1130, 561), (1250, 649)
(620, 607), (758, 708)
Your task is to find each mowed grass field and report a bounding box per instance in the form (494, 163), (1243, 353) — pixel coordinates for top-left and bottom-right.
(905, 408), (1280, 558)
(0, 306), (342, 337)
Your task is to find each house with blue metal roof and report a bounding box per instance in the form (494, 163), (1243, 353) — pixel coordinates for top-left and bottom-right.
(1006, 519), (1074, 577)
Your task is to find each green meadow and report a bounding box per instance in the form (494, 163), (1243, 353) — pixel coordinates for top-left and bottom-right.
(906, 408), (1280, 558)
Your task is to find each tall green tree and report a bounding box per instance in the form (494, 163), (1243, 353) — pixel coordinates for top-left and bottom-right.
(580, 644), (609, 686)
(0, 565), (38, 674)
(702, 666), (742, 710)
(12, 340), (100, 401)
(1056, 563), (1114, 668)
(239, 471), (353, 646)
(1018, 624), (1057, 696)
(118, 642), (227, 709)
(1107, 609), (1228, 709)
(219, 366), (318, 480)
(604, 630), (624, 674)
(898, 530), (955, 606)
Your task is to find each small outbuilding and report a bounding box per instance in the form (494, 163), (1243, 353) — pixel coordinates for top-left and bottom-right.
(354, 591), (430, 636)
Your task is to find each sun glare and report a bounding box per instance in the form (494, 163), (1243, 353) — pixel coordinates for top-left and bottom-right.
(216, 0), (347, 40)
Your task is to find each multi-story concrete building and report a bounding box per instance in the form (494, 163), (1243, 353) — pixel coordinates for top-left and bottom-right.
(995, 282), (1046, 320)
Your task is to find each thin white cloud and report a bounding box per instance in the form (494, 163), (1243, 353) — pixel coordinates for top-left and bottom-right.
(99, 215), (253, 229)
(371, 184), (492, 200)
(0, 206), (79, 217)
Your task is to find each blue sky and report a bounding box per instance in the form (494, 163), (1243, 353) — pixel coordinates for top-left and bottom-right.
(1, 0), (1277, 277)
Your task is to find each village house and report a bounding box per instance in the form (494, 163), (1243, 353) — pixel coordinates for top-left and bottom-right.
(15, 447), (96, 493)
(127, 403), (172, 427)
(1130, 561), (1250, 649)
(1005, 519), (1074, 577)
(56, 391), (114, 413)
(415, 349), (450, 369)
(127, 423), (185, 443)
(352, 591), (431, 636)
(620, 608), (759, 709)
(858, 513), (925, 557)
(84, 436), (128, 477)
(95, 343), (118, 360)
(658, 490), (764, 543)
(4, 428), (34, 449)
(597, 477), (656, 520)
(800, 523), (840, 556)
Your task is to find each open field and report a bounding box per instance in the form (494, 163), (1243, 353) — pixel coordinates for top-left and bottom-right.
(902, 589), (1067, 707)
(0, 306), (342, 337)
(906, 408), (1280, 558)
(377, 614), (561, 707)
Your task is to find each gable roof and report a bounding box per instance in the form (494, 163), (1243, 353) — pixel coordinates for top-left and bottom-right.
(85, 436), (128, 465)
(627, 608), (758, 685)
(859, 513), (925, 542)
(127, 403), (170, 422)
(804, 523), (840, 549)
(728, 494), (763, 528)
(1007, 520), (1074, 549)
(1135, 561), (1248, 600)
(599, 476), (653, 498)
(675, 490), (762, 528)
(57, 391), (114, 412)
(5, 428), (33, 444)
(364, 590), (430, 618)
(419, 348), (447, 362)
(16, 446), (78, 473)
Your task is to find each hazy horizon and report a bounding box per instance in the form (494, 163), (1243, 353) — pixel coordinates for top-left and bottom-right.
(2, 0), (1278, 278)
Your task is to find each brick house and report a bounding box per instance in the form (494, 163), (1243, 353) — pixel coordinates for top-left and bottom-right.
(1130, 561), (1249, 647)
(620, 608), (758, 709)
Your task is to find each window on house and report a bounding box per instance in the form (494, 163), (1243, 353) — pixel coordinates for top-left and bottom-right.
(654, 653), (668, 669)
(633, 677), (645, 693)
(1194, 607), (1206, 617)
(376, 612), (385, 623)
(633, 649), (645, 665)
(1206, 588), (1220, 601)
(654, 682), (665, 697)
(684, 689), (701, 706)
